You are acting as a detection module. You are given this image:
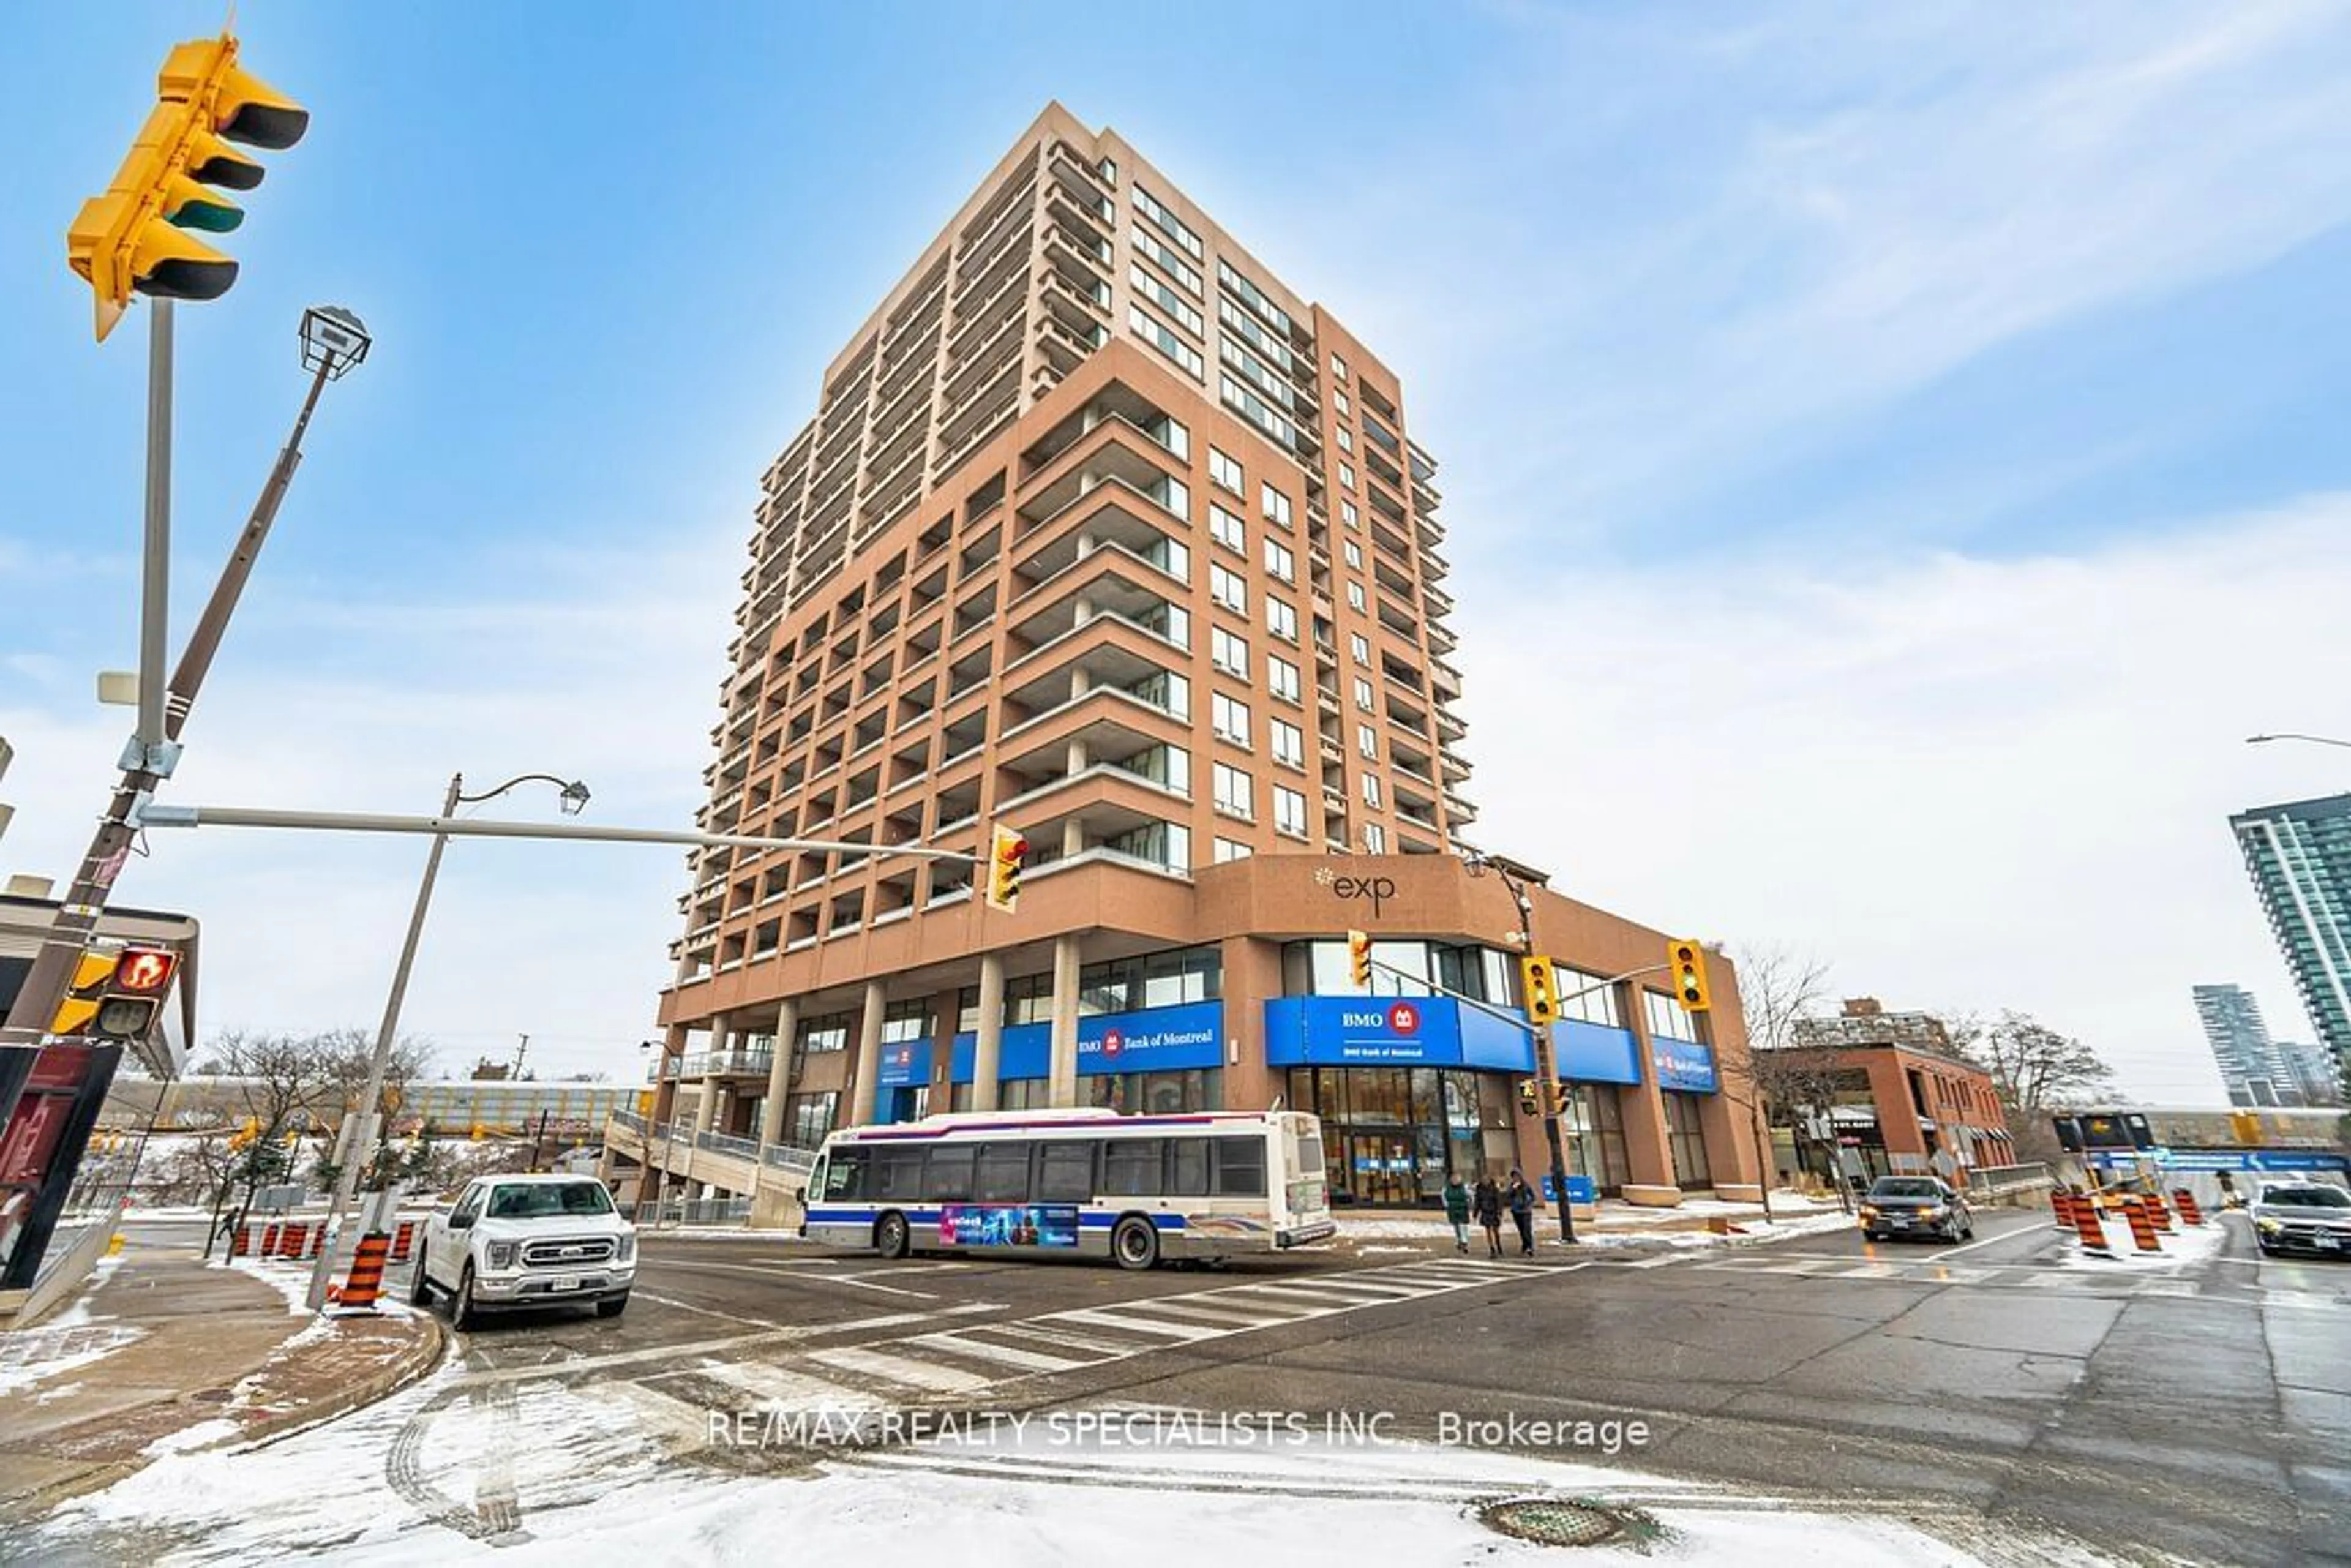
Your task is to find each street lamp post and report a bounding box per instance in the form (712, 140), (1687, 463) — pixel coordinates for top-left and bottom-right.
(2246, 733), (2351, 751)
(304, 770), (588, 1310)
(0, 307), (369, 1123)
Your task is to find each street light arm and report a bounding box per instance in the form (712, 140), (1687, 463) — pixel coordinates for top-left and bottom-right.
(2246, 733), (2351, 750)
(457, 772), (588, 806)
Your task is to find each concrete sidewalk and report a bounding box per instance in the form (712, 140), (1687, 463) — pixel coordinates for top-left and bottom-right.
(0, 1234), (443, 1525)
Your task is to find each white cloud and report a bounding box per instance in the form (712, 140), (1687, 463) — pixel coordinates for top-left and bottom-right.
(1455, 492), (2351, 1103)
(1, 524), (743, 1082)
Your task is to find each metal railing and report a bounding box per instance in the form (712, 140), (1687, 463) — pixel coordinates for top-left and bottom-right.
(1967, 1162), (2052, 1195)
(694, 1129), (762, 1160)
(763, 1143), (820, 1173)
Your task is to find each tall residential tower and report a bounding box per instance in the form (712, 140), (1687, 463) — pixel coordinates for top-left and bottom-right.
(2229, 793), (2351, 1074)
(630, 105), (1760, 1211)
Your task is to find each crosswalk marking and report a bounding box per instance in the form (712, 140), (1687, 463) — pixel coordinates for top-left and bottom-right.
(1045, 1307), (1234, 1343)
(980, 1319), (1160, 1359)
(1116, 1295), (1303, 1326)
(693, 1357), (876, 1409)
(902, 1330), (1095, 1375)
(805, 1343), (995, 1394)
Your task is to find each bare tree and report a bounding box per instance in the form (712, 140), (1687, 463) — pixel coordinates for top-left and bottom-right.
(1944, 1010), (2117, 1164)
(1730, 945), (1848, 1209)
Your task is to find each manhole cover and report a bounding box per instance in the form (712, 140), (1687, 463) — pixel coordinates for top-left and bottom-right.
(1480, 1497), (1651, 1548)
(190, 1387), (234, 1403)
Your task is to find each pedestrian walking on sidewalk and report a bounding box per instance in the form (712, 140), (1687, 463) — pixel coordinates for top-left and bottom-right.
(1507, 1169), (1537, 1257)
(1441, 1174), (1471, 1253)
(1472, 1175), (1504, 1258)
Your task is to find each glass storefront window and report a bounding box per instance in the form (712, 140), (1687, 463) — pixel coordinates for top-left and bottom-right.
(1284, 1066), (1507, 1204)
(1663, 1091), (1713, 1188)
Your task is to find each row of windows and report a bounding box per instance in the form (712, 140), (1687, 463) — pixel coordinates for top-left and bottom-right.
(821, 1133), (1266, 1204)
(1131, 225), (1201, 298)
(1133, 186), (1203, 261)
(1131, 305), (1203, 379)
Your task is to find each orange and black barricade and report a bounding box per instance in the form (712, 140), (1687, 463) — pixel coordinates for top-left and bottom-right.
(2121, 1198), (2162, 1253)
(2071, 1196), (2113, 1256)
(2173, 1188), (2205, 1226)
(2053, 1190), (2075, 1230)
(2143, 1191), (2174, 1232)
(391, 1219), (418, 1262)
(332, 1232), (391, 1312)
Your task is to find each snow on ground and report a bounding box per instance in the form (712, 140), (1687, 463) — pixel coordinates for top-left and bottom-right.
(0, 1322), (146, 1397)
(42, 1375), (2027, 1566)
(2055, 1212), (2230, 1272)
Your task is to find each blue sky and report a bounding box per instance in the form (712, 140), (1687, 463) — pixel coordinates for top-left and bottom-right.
(4, 2), (2347, 1098)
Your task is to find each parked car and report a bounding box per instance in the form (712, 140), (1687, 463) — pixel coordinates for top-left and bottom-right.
(1858, 1176), (1974, 1243)
(412, 1172), (637, 1327)
(2250, 1180), (2351, 1259)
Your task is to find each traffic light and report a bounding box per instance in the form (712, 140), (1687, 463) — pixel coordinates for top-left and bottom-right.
(2229, 1109), (2262, 1146)
(1667, 939), (1711, 1013)
(1519, 955), (1559, 1025)
(982, 823), (1028, 913)
(65, 32), (309, 342)
(50, 946), (178, 1040)
(1348, 928), (1373, 989)
(1517, 1078), (1540, 1117)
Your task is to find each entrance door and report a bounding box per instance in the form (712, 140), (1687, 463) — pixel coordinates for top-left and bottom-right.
(1347, 1135), (1416, 1205)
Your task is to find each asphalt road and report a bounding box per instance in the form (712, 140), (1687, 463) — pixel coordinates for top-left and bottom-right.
(81, 1206), (2351, 1562)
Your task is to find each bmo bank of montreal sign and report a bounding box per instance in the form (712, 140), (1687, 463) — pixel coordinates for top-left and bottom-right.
(1262, 996), (1532, 1071)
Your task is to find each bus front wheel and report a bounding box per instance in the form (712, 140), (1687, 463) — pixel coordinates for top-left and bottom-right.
(1112, 1216), (1161, 1271)
(876, 1210), (911, 1259)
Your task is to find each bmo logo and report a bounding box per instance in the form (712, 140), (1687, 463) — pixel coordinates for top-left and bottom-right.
(1101, 1028), (1124, 1059)
(1387, 1002), (1420, 1035)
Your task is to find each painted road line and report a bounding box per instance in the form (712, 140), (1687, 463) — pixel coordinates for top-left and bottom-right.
(1110, 1295), (1304, 1327)
(1047, 1307), (1231, 1343)
(981, 1319), (1168, 1360)
(898, 1330), (1095, 1375)
(444, 1302), (1002, 1389)
(694, 1358), (882, 1409)
(804, 1343), (997, 1395)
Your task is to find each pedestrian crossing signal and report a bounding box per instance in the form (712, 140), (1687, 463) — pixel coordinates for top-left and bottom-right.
(1667, 939), (1711, 1013)
(1517, 1079), (1541, 1117)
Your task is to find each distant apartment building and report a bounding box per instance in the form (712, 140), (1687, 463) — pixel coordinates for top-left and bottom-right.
(1778, 998), (2016, 1188)
(2193, 982), (2293, 1106)
(2230, 794), (2351, 1077)
(631, 103), (1763, 1210)
(2275, 1037), (2342, 1108)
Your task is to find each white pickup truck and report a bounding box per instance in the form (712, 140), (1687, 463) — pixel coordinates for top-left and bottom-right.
(411, 1172), (636, 1327)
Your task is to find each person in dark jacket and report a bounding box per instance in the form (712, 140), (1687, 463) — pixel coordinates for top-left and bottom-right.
(1441, 1175), (1471, 1253)
(1471, 1175), (1504, 1258)
(1506, 1169), (1537, 1256)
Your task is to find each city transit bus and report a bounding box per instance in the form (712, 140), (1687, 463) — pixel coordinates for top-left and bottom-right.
(800, 1108), (1334, 1269)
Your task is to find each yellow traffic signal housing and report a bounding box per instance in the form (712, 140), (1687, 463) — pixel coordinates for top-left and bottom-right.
(1519, 955), (1560, 1025)
(50, 950), (123, 1037)
(1347, 929), (1372, 989)
(1517, 1078), (1541, 1117)
(981, 823), (1028, 913)
(2228, 1109), (2262, 1145)
(65, 32), (308, 341)
(1667, 939), (1712, 1013)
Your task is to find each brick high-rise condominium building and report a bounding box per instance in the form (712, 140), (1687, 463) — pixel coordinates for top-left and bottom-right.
(637, 105), (1760, 1210)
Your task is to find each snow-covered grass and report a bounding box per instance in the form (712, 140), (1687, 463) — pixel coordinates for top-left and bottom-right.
(0, 1323), (146, 1397)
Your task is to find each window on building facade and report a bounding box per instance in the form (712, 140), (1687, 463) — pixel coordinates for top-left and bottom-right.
(1331, 352), (1349, 381)
(1212, 626), (1250, 678)
(1267, 596), (1299, 643)
(1347, 581), (1367, 612)
(1644, 990), (1698, 1042)
(1354, 676), (1375, 711)
(1363, 822), (1386, 853)
(1130, 304), (1204, 378)
(1261, 484), (1292, 529)
(1264, 538), (1295, 583)
(1273, 785), (1308, 838)
(1213, 836), (1254, 863)
(1358, 723), (1378, 759)
(1210, 561), (1247, 614)
(1213, 762), (1254, 819)
(1209, 502), (1246, 554)
(1341, 499), (1359, 530)
(1343, 539), (1363, 569)
(1361, 773), (1382, 809)
(1336, 426), (1353, 453)
(1268, 655), (1302, 704)
(1209, 446), (1243, 493)
(1270, 718), (1305, 769)
(1212, 691), (1252, 748)
(1349, 632), (1371, 664)
(1340, 462), (1356, 492)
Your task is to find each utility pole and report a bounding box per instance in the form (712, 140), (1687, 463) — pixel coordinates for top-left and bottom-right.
(0, 309), (367, 1139)
(514, 1033), (530, 1080)
(1487, 861), (1578, 1246)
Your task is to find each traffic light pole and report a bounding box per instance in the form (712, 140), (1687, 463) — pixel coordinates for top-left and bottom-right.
(138, 299), (173, 754)
(0, 345), (343, 1125)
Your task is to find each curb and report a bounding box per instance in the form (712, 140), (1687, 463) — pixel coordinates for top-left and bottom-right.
(233, 1311), (448, 1451)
